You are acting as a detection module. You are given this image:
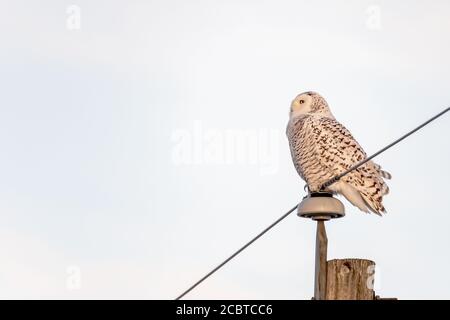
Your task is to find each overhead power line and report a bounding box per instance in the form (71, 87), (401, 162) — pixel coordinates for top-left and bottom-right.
(175, 107), (449, 300)
(321, 107), (450, 190)
(175, 205), (297, 300)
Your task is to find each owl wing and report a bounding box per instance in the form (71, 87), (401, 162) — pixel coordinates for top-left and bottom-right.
(312, 117), (390, 214)
(286, 117), (307, 181)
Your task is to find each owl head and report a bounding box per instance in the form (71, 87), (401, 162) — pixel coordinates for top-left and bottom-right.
(289, 91), (333, 119)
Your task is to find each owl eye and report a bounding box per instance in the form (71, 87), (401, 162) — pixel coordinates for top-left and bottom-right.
(299, 100), (305, 104)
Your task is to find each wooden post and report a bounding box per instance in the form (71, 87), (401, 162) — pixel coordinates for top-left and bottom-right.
(325, 259), (375, 300)
(298, 195), (394, 300)
(314, 221), (328, 300)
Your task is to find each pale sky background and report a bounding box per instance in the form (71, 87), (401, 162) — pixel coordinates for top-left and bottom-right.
(0, 0), (449, 299)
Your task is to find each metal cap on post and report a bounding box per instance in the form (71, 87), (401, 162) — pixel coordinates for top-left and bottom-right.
(297, 192), (345, 300)
(297, 192), (345, 221)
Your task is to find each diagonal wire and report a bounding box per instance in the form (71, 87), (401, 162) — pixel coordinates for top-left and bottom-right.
(320, 107), (449, 189)
(175, 205), (298, 300)
(175, 107), (449, 300)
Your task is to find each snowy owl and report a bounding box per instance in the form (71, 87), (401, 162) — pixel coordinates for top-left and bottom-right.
(286, 91), (391, 215)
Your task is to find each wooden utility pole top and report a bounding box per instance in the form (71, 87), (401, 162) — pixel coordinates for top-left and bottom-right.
(326, 259), (375, 300)
(298, 193), (395, 300)
(312, 222), (376, 300)
(314, 221), (328, 300)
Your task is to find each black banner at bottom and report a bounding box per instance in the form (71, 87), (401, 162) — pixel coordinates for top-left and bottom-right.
(0, 299), (440, 318)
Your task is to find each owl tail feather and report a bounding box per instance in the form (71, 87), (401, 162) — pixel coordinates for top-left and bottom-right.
(380, 170), (392, 180)
(361, 195), (385, 216)
(329, 181), (372, 214)
(373, 163), (392, 180)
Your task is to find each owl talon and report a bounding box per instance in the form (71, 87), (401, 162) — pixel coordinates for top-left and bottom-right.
(303, 184), (311, 195)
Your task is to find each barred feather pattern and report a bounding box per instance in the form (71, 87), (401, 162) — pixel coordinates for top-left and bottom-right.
(287, 114), (390, 215)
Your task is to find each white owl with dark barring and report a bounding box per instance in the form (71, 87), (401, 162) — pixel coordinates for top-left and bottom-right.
(286, 91), (391, 215)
